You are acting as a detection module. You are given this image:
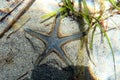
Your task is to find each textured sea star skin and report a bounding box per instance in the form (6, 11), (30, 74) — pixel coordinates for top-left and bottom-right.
(24, 13), (85, 66)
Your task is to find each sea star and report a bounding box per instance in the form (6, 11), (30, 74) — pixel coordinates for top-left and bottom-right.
(24, 13), (86, 66)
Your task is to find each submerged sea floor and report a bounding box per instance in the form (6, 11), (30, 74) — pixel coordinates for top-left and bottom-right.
(0, 0), (120, 80)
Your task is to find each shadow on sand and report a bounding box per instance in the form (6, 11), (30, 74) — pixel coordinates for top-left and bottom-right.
(31, 64), (95, 80)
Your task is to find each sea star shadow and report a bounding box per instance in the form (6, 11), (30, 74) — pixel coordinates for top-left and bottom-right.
(24, 13), (86, 66)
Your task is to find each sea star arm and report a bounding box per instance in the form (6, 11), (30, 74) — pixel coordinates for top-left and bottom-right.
(24, 28), (48, 44)
(51, 13), (61, 37)
(54, 45), (73, 65)
(34, 46), (52, 66)
(59, 32), (86, 46)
